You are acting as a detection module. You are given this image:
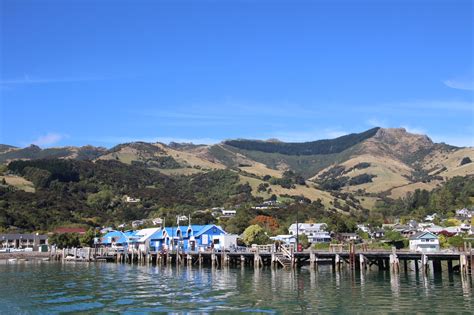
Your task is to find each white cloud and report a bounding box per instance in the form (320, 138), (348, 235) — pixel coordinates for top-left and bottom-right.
(0, 75), (106, 86)
(366, 118), (388, 128)
(31, 133), (67, 147)
(443, 79), (474, 91)
(401, 125), (426, 135)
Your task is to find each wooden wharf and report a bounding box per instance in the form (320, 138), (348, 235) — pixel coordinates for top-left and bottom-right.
(49, 243), (474, 277)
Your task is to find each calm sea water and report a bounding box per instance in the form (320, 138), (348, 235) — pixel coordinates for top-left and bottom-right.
(0, 261), (472, 314)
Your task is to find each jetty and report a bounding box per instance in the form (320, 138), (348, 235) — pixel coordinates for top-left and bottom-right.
(48, 243), (474, 277)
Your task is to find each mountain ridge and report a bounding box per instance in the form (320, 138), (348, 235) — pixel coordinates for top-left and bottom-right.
(1, 127), (472, 203)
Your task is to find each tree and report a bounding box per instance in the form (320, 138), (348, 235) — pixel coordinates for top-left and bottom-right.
(250, 215), (279, 235)
(80, 228), (97, 247)
(448, 235), (465, 249)
(298, 234), (309, 249)
(86, 189), (113, 210)
(49, 233), (80, 249)
(242, 224), (270, 245)
(384, 230), (403, 242)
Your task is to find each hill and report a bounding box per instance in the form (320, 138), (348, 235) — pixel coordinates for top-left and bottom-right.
(1, 127), (473, 208)
(0, 144), (106, 163)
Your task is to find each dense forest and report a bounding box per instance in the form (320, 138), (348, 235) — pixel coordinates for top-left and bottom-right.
(224, 127), (380, 155)
(0, 159), (253, 232)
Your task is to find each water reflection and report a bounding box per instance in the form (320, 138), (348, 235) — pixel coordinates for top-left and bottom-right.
(0, 261), (472, 314)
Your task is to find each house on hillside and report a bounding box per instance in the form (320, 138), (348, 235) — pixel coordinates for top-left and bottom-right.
(270, 235), (296, 245)
(221, 210), (236, 218)
(132, 220), (144, 228)
(455, 208), (473, 219)
(424, 213), (437, 222)
(392, 225), (417, 238)
(123, 195), (141, 203)
(409, 231), (439, 252)
(357, 224), (370, 233)
(336, 233), (361, 243)
(372, 229), (385, 239)
(288, 223), (331, 243)
(152, 218), (163, 226)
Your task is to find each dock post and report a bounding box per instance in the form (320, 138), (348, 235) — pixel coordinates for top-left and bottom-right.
(377, 258), (384, 271)
(390, 247), (399, 273)
(421, 254), (429, 274)
(309, 249), (315, 269)
(335, 254), (341, 272)
(414, 259), (419, 273)
(254, 248), (262, 268)
(211, 250), (216, 267)
(460, 254), (467, 275)
(403, 259), (408, 273)
(359, 254), (366, 271)
(432, 259), (442, 273)
(447, 259), (453, 273)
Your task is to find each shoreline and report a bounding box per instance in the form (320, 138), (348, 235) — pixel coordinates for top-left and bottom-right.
(0, 252), (50, 261)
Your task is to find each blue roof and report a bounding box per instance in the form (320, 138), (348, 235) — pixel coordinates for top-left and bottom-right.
(101, 230), (138, 244)
(149, 225), (226, 240)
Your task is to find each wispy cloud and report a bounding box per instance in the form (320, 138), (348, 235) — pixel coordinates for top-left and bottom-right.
(0, 74), (106, 86)
(366, 118), (388, 128)
(94, 136), (220, 146)
(400, 125), (426, 135)
(443, 78), (474, 91)
(30, 133), (67, 147)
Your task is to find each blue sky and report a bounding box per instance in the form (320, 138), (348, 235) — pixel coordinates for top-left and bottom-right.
(1, 0), (473, 148)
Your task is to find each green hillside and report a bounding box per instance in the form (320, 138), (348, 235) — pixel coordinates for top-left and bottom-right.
(0, 159), (254, 231)
(224, 127), (380, 155)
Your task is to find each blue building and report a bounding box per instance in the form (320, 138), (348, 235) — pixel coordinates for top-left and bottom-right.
(100, 230), (139, 247)
(149, 224), (227, 252)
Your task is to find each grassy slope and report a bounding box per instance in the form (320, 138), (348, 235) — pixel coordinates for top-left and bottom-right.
(215, 144), (359, 179)
(0, 175), (35, 192)
(238, 174), (347, 211)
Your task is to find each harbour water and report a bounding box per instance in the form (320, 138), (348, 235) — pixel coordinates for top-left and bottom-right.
(0, 262), (472, 314)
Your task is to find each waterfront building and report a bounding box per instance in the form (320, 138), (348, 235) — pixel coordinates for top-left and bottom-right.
(409, 231), (440, 252)
(288, 223), (331, 243)
(100, 230), (139, 248)
(0, 233), (48, 251)
(148, 224), (229, 252)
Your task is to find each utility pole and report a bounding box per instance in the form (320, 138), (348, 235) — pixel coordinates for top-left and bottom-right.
(296, 206), (299, 252)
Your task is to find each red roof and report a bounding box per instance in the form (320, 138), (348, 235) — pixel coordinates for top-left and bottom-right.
(54, 227), (87, 235)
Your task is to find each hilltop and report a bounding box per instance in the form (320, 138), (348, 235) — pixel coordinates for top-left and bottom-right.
(1, 127), (473, 218)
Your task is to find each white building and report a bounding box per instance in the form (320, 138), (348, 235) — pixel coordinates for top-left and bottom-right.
(288, 223), (331, 243)
(409, 231), (440, 252)
(424, 213), (437, 222)
(221, 210), (236, 217)
(456, 208), (473, 218)
(124, 195), (141, 203)
(357, 224), (370, 233)
(270, 235), (296, 245)
(152, 218), (163, 226)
